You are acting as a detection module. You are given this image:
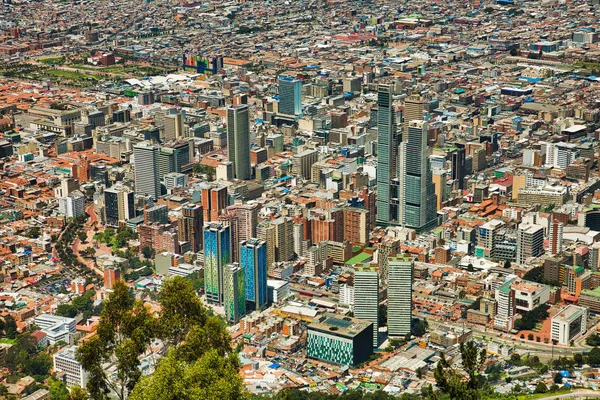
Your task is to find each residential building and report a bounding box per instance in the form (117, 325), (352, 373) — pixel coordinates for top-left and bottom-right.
(104, 185), (135, 227)
(549, 219), (564, 256)
(58, 190), (85, 219)
(516, 223), (544, 265)
(177, 204), (203, 253)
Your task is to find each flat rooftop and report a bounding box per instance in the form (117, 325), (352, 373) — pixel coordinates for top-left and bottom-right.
(308, 313), (372, 339)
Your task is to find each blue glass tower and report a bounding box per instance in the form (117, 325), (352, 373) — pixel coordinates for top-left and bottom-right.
(240, 238), (267, 311)
(203, 223), (231, 305)
(278, 76), (302, 116)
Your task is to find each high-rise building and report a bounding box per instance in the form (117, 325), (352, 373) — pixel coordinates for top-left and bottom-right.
(353, 264), (379, 347)
(375, 84), (400, 226)
(278, 76), (302, 116)
(240, 239), (268, 311)
(494, 278), (516, 331)
(164, 112), (184, 142)
(218, 213), (240, 263)
(516, 223), (544, 265)
(177, 204), (203, 253)
(227, 203), (259, 242)
(133, 142), (160, 200)
(401, 121), (438, 232)
(476, 219), (505, 258)
(431, 169), (449, 211)
(103, 267), (120, 289)
(273, 217), (294, 262)
(104, 185), (135, 227)
(257, 221), (277, 268)
(204, 223), (231, 305)
(450, 147), (466, 190)
(201, 183), (228, 222)
(403, 96), (424, 134)
(549, 218), (564, 256)
(58, 190), (85, 219)
(227, 105), (251, 180)
(53, 346), (87, 388)
(387, 256), (413, 338)
(590, 242), (600, 272)
(223, 263), (246, 324)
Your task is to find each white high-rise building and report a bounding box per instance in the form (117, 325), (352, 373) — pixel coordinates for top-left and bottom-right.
(58, 190), (85, 219)
(516, 223), (544, 265)
(387, 257), (413, 338)
(54, 346), (87, 388)
(353, 265), (379, 347)
(133, 142), (160, 200)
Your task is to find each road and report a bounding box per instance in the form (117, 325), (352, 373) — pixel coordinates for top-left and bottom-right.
(537, 390), (600, 400)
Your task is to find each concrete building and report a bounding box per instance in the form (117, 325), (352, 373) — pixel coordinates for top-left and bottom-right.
(58, 190), (85, 219)
(516, 223), (544, 265)
(104, 185), (135, 227)
(53, 346), (87, 388)
(549, 219), (564, 256)
(494, 278), (516, 331)
(35, 314), (76, 345)
(292, 149), (318, 180)
(353, 264), (379, 347)
(133, 142), (160, 200)
(551, 305), (587, 346)
(227, 105), (251, 180)
(177, 204), (203, 253)
(387, 257), (412, 338)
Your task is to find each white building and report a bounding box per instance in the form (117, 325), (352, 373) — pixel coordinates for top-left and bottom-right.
(35, 314), (76, 345)
(551, 305), (587, 346)
(387, 257), (412, 338)
(516, 223), (544, 265)
(53, 346), (87, 388)
(487, 341), (515, 357)
(494, 278), (516, 331)
(513, 280), (550, 312)
(339, 283), (355, 308)
(267, 279), (290, 304)
(58, 190), (85, 219)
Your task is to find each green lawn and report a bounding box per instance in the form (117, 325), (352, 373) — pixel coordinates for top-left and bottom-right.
(45, 69), (99, 81)
(0, 338), (16, 345)
(39, 56), (65, 65)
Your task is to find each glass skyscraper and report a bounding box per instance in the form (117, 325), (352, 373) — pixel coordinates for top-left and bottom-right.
(224, 263), (245, 324)
(401, 120), (438, 233)
(203, 223), (231, 305)
(240, 238), (268, 311)
(375, 84), (400, 226)
(278, 76), (302, 116)
(226, 105), (251, 180)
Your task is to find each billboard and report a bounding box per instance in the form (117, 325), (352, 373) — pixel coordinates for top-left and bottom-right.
(182, 54), (223, 74)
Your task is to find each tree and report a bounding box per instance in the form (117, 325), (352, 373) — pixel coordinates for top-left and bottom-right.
(67, 386), (90, 400)
(534, 382), (548, 394)
(56, 304), (78, 318)
(553, 372), (563, 384)
(574, 352), (583, 366)
(509, 47), (518, 56)
(378, 304), (387, 327)
(141, 246), (155, 260)
(78, 231), (88, 243)
(434, 341), (486, 399)
(549, 383), (560, 392)
(411, 319), (428, 337)
(129, 349), (242, 400)
(586, 334), (600, 346)
(4, 315), (18, 339)
(76, 280), (154, 400)
(26, 227), (42, 238)
(586, 347), (600, 366)
(49, 378), (69, 400)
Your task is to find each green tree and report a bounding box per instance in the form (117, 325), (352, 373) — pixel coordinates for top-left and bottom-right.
(76, 280), (154, 400)
(67, 386), (90, 400)
(4, 315), (18, 339)
(586, 334), (600, 346)
(534, 382), (548, 394)
(378, 304), (387, 327)
(434, 341), (486, 399)
(553, 372), (563, 384)
(49, 378), (69, 400)
(141, 247), (155, 259)
(56, 304), (78, 318)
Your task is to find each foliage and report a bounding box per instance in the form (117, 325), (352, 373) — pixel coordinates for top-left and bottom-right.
(522, 266), (560, 287)
(3, 315), (18, 339)
(411, 318), (428, 337)
(514, 304), (549, 331)
(586, 333), (600, 346)
(378, 304), (387, 327)
(434, 341), (487, 400)
(26, 227), (42, 238)
(533, 382), (547, 394)
(3, 333), (52, 380)
(468, 297), (482, 310)
(94, 226), (137, 250)
(141, 246), (155, 259)
(56, 290), (97, 320)
(76, 280), (154, 400)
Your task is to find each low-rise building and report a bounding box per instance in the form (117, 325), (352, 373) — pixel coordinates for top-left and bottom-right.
(551, 305), (587, 346)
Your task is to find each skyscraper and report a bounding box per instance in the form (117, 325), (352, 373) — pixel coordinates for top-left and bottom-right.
(451, 147), (466, 190)
(204, 223), (231, 305)
(201, 183), (228, 222)
(163, 112), (184, 142)
(104, 185), (135, 227)
(549, 218), (564, 256)
(177, 204), (203, 253)
(376, 84), (400, 226)
(353, 264), (379, 347)
(403, 96), (424, 134)
(257, 221), (276, 268)
(401, 121), (438, 232)
(516, 223), (544, 265)
(240, 239), (268, 311)
(133, 142), (160, 200)
(387, 256), (413, 337)
(278, 76), (302, 116)
(227, 105), (251, 180)
(224, 263), (246, 324)
(227, 203), (259, 242)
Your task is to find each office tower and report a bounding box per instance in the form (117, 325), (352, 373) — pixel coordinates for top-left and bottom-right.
(227, 203), (259, 242)
(273, 217), (294, 262)
(353, 265), (379, 347)
(431, 169), (449, 211)
(476, 219), (505, 258)
(375, 84), (400, 226)
(143, 204), (169, 225)
(227, 105), (251, 180)
(278, 76), (302, 116)
(257, 221), (276, 268)
(377, 236), (401, 284)
(343, 77), (362, 93)
(178, 204), (203, 253)
(133, 142), (160, 200)
(223, 263), (246, 324)
(387, 257), (413, 337)
(201, 183), (228, 222)
(240, 239), (268, 311)
(204, 223), (231, 305)
(104, 185), (135, 227)
(164, 112), (184, 141)
(103, 267), (120, 289)
(403, 96), (424, 134)
(292, 149), (319, 179)
(494, 278), (516, 331)
(591, 242), (600, 272)
(550, 305), (587, 346)
(516, 223), (544, 265)
(401, 121), (438, 232)
(451, 147), (466, 190)
(159, 140), (194, 178)
(549, 218), (564, 256)
(58, 190), (85, 219)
